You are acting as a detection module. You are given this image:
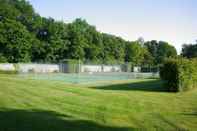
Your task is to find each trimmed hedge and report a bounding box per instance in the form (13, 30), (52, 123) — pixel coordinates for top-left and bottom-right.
(160, 58), (197, 92)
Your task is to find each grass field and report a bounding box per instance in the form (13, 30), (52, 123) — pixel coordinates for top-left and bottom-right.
(0, 74), (197, 131)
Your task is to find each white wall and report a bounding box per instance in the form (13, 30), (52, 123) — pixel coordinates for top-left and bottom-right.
(81, 65), (102, 73)
(17, 64), (59, 73)
(103, 65), (121, 72)
(0, 64), (15, 71)
(81, 65), (122, 73)
(133, 66), (141, 73)
(0, 63), (123, 73)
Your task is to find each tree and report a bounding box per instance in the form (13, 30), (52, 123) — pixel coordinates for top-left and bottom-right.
(144, 40), (158, 64)
(0, 18), (33, 62)
(81, 21), (102, 63)
(9, 0), (36, 31)
(157, 41), (177, 63)
(144, 40), (177, 64)
(125, 41), (145, 65)
(101, 34), (126, 64)
(142, 47), (154, 65)
(30, 17), (70, 62)
(182, 41), (197, 58)
(84, 31), (102, 63)
(0, 0), (21, 20)
(0, 0), (178, 65)
(65, 19), (89, 60)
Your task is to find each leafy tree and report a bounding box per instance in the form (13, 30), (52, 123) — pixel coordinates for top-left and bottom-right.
(30, 17), (69, 62)
(101, 34), (125, 64)
(142, 47), (154, 65)
(144, 40), (177, 64)
(9, 0), (36, 31)
(66, 19), (89, 60)
(0, 1), (178, 65)
(182, 41), (197, 58)
(157, 41), (177, 63)
(0, 0), (21, 20)
(0, 18), (33, 62)
(144, 40), (158, 64)
(125, 41), (145, 65)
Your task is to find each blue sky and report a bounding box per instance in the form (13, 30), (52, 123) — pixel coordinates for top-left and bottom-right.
(29, 0), (197, 53)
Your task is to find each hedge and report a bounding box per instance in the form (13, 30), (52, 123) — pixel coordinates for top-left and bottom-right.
(160, 58), (197, 92)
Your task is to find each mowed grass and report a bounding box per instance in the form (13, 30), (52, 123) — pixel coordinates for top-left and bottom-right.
(0, 74), (197, 131)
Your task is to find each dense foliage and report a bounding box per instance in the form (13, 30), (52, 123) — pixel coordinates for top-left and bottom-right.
(144, 40), (177, 64)
(182, 41), (197, 58)
(0, 0), (177, 65)
(0, 18), (34, 62)
(160, 58), (197, 92)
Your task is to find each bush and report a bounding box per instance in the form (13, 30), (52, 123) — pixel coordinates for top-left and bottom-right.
(160, 58), (197, 92)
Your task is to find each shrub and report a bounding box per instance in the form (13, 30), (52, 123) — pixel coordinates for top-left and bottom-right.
(160, 58), (197, 92)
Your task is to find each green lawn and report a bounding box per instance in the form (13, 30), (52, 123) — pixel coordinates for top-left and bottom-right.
(0, 74), (197, 131)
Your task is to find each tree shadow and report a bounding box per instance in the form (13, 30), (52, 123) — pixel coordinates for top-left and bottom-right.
(0, 108), (134, 131)
(90, 80), (167, 92)
(181, 112), (197, 116)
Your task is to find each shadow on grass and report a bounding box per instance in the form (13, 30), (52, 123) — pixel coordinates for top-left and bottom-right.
(181, 112), (197, 116)
(0, 108), (134, 131)
(90, 80), (167, 92)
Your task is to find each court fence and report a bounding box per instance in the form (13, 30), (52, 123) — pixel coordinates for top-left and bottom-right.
(0, 62), (160, 74)
(0, 60), (160, 84)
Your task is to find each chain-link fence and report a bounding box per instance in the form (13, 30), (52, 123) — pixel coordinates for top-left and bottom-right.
(0, 60), (160, 84)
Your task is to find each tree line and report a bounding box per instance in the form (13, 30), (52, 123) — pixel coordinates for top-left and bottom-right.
(0, 0), (182, 65)
(182, 41), (197, 59)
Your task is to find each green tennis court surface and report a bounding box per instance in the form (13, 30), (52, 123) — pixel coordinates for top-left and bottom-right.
(18, 72), (159, 84)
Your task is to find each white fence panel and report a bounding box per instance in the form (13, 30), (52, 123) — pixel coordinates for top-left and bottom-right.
(18, 64), (59, 73)
(81, 65), (122, 73)
(81, 65), (102, 73)
(103, 65), (121, 72)
(0, 64), (15, 71)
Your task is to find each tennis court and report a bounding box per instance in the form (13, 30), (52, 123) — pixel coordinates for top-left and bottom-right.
(18, 72), (159, 84)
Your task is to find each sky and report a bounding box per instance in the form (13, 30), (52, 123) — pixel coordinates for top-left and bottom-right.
(29, 0), (197, 53)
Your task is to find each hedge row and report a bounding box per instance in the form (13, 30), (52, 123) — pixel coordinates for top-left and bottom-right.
(160, 58), (197, 92)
